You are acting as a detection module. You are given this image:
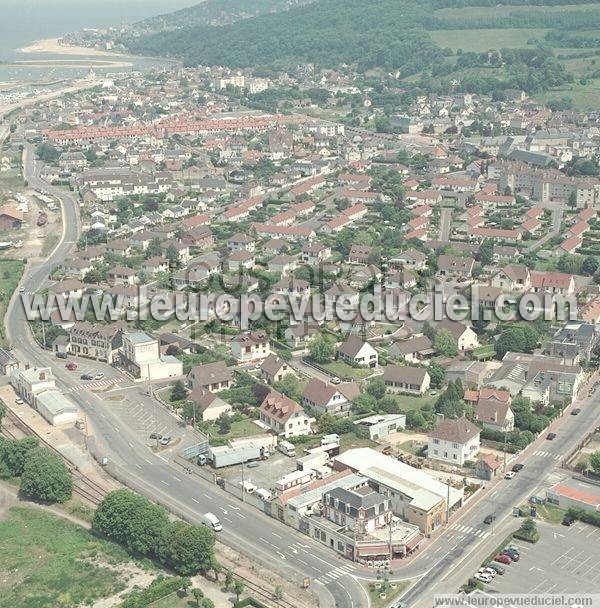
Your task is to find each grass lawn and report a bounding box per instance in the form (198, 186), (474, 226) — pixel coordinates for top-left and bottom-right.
(0, 258), (24, 348)
(205, 417), (260, 442)
(339, 432), (378, 451)
(390, 392), (437, 413)
(535, 77), (600, 111)
(363, 579), (410, 608)
(321, 361), (374, 380)
(0, 506), (147, 608)
(398, 440), (426, 456)
(531, 502), (567, 525)
(431, 28), (549, 53)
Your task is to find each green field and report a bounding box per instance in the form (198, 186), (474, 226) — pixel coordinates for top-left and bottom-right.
(435, 3), (600, 20)
(321, 360), (374, 380)
(0, 258), (24, 348)
(0, 506), (146, 608)
(390, 392), (437, 412)
(432, 28), (549, 52)
(535, 77), (600, 110)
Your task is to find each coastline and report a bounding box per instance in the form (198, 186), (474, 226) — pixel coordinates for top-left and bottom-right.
(20, 37), (127, 58)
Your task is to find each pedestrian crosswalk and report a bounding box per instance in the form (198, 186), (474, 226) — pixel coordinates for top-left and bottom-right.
(533, 450), (562, 460)
(449, 523), (489, 538)
(68, 378), (120, 392)
(316, 564), (356, 584)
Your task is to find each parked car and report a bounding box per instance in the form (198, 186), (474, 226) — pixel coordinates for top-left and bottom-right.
(502, 549), (519, 561)
(479, 567), (496, 578)
(14, 397), (24, 405)
(81, 373), (93, 380)
(494, 554), (512, 564)
(488, 563), (505, 575)
(66, 362), (77, 371)
(149, 432), (162, 440)
(247, 461), (260, 468)
(571, 408), (581, 416)
(562, 515), (575, 526)
(331, 376), (341, 385)
(94, 372), (105, 380)
(505, 545), (520, 554)
(484, 514), (496, 525)
(160, 436), (171, 446)
(547, 432), (557, 440)
(474, 572), (493, 583)
(512, 463), (524, 472)
(504, 471), (516, 480)
(56, 352), (67, 359)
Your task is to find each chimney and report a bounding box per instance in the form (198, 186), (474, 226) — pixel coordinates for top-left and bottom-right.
(39, 372), (46, 381)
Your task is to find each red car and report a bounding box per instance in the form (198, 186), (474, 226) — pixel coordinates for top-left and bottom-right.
(66, 362), (77, 371)
(494, 554), (512, 564)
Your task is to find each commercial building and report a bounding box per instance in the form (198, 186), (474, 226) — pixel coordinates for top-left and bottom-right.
(120, 332), (183, 381)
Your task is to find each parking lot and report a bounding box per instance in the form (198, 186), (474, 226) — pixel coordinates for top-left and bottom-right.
(220, 449), (298, 493)
(486, 520), (600, 594)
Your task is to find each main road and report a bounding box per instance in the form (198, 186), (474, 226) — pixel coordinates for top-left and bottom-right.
(5, 139), (599, 608)
(5, 141), (370, 608)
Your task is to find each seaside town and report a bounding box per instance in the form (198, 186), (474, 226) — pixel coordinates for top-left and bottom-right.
(1, 5), (600, 608)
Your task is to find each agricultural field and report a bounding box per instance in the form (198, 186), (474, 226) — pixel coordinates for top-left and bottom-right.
(431, 28), (550, 53)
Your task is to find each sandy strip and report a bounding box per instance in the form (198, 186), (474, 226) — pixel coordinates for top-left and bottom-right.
(11, 59), (132, 69)
(20, 37), (127, 58)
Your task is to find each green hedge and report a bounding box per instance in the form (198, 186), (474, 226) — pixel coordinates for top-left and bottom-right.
(567, 507), (600, 527)
(234, 599), (270, 608)
(117, 576), (185, 608)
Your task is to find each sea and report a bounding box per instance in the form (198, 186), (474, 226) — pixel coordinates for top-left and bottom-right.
(0, 0), (198, 82)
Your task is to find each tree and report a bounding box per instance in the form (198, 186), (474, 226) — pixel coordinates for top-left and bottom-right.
(434, 329), (458, 357)
(192, 588), (204, 607)
(476, 239), (494, 266)
(19, 447), (73, 504)
(428, 363), (445, 388)
(0, 436), (39, 478)
(581, 256), (599, 277)
(309, 334), (335, 364)
(217, 413), (232, 435)
(171, 380), (187, 402)
(201, 599), (214, 608)
(166, 524), (217, 576)
(233, 580), (245, 603)
(273, 374), (301, 402)
(225, 570), (234, 591)
(93, 489), (169, 557)
(352, 393), (377, 415)
(366, 377), (386, 400)
(590, 451), (600, 474)
(0, 402), (5, 429)
(180, 577), (192, 595)
(495, 327), (526, 359)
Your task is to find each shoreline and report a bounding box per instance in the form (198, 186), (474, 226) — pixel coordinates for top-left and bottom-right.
(20, 37), (126, 58)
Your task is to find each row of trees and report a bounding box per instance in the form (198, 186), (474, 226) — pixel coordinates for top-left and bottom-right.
(92, 489), (218, 577)
(0, 432), (73, 504)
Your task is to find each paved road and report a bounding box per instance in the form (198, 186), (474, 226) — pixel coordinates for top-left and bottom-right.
(401, 374), (600, 607)
(5, 133), (599, 608)
(438, 208), (452, 243)
(4, 139), (369, 608)
(526, 208), (563, 253)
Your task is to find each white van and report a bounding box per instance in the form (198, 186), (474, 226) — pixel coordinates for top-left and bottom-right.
(241, 480), (257, 494)
(278, 440), (296, 457)
(255, 488), (273, 501)
(201, 512), (222, 532)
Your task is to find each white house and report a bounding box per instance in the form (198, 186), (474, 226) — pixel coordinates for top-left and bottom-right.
(427, 416), (480, 466)
(337, 336), (378, 368)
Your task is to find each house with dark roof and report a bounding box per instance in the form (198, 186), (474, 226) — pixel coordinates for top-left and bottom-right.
(427, 415), (480, 466)
(338, 336), (378, 368)
(470, 388), (514, 433)
(260, 354), (293, 385)
(187, 360), (233, 392)
(388, 336), (434, 363)
(383, 365), (430, 395)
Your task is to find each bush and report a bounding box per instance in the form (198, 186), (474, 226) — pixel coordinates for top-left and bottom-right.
(117, 575), (187, 608)
(567, 507), (600, 528)
(19, 446), (72, 504)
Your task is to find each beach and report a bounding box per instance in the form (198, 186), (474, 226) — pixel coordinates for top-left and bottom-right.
(20, 37), (126, 58)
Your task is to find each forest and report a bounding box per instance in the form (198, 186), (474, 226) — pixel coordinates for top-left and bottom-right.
(124, 0), (600, 95)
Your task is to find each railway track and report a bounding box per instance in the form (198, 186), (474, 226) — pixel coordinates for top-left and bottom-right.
(0, 407), (108, 506)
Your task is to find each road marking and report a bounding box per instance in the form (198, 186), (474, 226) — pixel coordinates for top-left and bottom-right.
(173, 476), (182, 482)
(192, 498), (200, 504)
(272, 532), (283, 539)
(160, 480), (169, 486)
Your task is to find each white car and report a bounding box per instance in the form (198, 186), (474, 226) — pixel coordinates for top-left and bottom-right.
(479, 567), (496, 578)
(504, 471), (516, 480)
(94, 372), (105, 380)
(474, 572), (493, 584)
(15, 397), (24, 405)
